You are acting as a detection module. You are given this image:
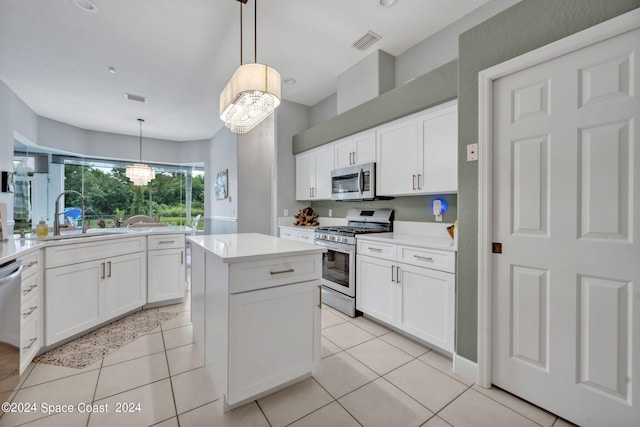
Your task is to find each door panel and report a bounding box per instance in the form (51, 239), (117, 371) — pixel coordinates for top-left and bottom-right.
(492, 26), (639, 427)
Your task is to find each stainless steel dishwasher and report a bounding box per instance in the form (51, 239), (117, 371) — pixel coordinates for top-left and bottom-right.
(0, 259), (22, 398)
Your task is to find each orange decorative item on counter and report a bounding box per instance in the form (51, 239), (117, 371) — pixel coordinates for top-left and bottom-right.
(294, 207), (319, 227)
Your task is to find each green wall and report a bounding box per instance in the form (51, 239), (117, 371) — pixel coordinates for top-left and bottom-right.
(293, 60), (458, 153)
(456, 0), (640, 362)
(310, 194), (457, 224)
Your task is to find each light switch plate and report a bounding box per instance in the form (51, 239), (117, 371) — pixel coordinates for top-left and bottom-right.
(467, 143), (478, 161)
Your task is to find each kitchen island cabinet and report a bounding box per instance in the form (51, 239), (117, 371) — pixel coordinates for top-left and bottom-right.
(147, 233), (186, 303)
(188, 233), (325, 410)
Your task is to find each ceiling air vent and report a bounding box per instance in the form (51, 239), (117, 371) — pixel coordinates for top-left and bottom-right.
(351, 31), (382, 51)
(124, 93), (148, 103)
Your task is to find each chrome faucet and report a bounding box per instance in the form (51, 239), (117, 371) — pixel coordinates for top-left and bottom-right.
(54, 190), (86, 236)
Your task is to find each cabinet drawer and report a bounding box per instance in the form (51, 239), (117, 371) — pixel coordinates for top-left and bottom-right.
(20, 314), (40, 360)
(21, 290), (41, 327)
(298, 232), (315, 243)
(46, 236), (145, 268)
(357, 240), (396, 259)
(19, 251), (40, 280)
(148, 234), (185, 250)
(21, 270), (40, 300)
(398, 245), (455, 273)
(279, 229), (298, 240)
(229, 254), (321, 294)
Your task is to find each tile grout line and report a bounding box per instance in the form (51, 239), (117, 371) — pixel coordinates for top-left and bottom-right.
(466, 386), (553, 427)
(86, 357), (105, 427)
(160, 324), (180, 426)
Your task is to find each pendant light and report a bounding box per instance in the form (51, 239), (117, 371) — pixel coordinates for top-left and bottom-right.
(125, 119), (155, 186)
(219, 0), (281, 134)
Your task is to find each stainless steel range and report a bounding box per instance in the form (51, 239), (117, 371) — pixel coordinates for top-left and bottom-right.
(314, 208), (393, 317)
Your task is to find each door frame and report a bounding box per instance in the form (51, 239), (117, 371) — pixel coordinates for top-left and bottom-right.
(476, 8), (640, 388)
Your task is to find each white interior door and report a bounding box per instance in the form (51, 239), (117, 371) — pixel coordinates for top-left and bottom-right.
(491, 27), (639, 427)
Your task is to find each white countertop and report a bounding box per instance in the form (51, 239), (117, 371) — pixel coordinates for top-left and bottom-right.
(188, 233), (326, 262)
(0, 226), (192, 264)
(356, 232), (456, 251)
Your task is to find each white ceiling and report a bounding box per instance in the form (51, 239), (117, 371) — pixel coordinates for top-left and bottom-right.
(0, 0), (488, 142)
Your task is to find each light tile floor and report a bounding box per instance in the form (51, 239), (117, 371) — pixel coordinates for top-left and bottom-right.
(0, 300), (577, 427)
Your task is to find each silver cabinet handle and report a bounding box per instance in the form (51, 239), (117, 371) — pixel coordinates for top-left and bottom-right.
(270, 268), (295, 275)
(107, 261), (112, 278)
(318, 285), (322, 308)
(396, 266), (400, 283)
(22, 284), (37, 295)
(23, 337), (37, 351)
(391, 265), (395, 283)
(159, 240), (175, 244)
(413, 255), (434, 262)
(412, 174), (417, 190)
(181, 250), (184, 265)
(101, 262), (106, 279)
(25, 261), (38, 268)
(22, 306), (38, 319)
(417, 174), (422, 190)
(368, 247), (382, 252)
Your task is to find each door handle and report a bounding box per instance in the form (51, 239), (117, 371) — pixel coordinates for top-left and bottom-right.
(107, 261), (112, 278)
(417, 174), (422, 189)
(181, 250), (184, 265)
(396, 266), (400, 283)
(101, 262), (106, 279)
(358, 169), (364, 194)
(391, 265), (395, 283)
(318, 285), (322, 308)
(412, 174), (417, 190)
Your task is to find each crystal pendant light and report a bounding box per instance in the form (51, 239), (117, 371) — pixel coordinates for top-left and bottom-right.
(126, 119), (155, 186)
(219, 0), (281, 134)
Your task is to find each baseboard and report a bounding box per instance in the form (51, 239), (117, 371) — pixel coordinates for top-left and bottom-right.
(453, 353), (479, 384)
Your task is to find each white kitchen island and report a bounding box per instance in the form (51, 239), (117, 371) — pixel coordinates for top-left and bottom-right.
(187, 233), (325, 410)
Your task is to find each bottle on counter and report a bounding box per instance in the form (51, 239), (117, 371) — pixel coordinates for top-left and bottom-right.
(36, 217), (49, 237)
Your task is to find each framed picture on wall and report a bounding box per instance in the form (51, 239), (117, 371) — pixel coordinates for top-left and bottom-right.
(214, 169), (228, 200)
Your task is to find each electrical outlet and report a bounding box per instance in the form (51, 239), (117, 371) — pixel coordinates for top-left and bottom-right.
(328, 209), (332, 217)
(467, 143), (478, 161)
(284, 209), (289, 217)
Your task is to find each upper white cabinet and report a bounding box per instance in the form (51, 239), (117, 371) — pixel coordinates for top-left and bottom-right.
(377, 101), (458, 196)
(334, 130), (376, 168)
(295, 144), (334, 200)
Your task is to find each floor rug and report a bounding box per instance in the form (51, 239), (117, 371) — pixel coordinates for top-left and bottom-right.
(33, 309), (177, 369)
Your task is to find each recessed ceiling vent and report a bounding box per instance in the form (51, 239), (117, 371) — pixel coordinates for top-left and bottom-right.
(351, 31), (382, 51)
(124, 93), (148, 103)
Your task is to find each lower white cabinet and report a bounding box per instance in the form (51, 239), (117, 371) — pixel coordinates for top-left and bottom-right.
(228, 280), (320, 404)
(356, 238), (455, 352)
(147, 234), (186, 303)
(18, 250), (43, 373)
(279, 226), (315, 244)
(44, 237), (146, 346)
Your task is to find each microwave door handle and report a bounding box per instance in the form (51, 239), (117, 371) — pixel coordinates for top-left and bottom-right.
(358, 168), (363, 194)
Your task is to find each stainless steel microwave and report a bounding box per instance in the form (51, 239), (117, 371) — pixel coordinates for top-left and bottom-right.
(331, 162), (375, 201)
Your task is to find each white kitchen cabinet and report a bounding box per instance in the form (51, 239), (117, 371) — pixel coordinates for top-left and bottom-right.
(279, 226), (315, 244)
(295, 144), (334, 200)
(147, 234), (186, 303)
(228, 280), (320, 404)
(18, 250), (43, 373)
(356, 237), (455, 352)
(334, 130), (376, 168)
(104, 252), (146, 318)
(44, 236), (146, 345)
(376, 101), (457, 196)
(189, 234), (323, 410)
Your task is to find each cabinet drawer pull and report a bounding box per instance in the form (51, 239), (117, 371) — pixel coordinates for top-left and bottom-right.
(25, 261), (38, 268)
(318, 285), (322, 308)
(413, 255), (434, 262)
(22, 284), (38, 295)
(23, 337), (37, 351)
(107, 261), (112, 278)
(159, 240), (175, 244)
(270, 268), (295, 275)
(368, 247), (382, 252)
(22, 306), (38, 319)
